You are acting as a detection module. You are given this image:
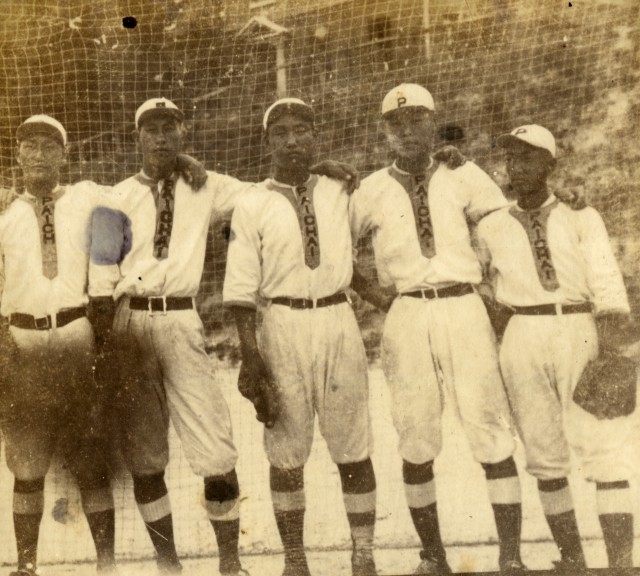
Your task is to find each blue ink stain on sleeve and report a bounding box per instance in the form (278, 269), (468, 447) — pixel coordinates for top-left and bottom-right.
(90, 206), (132, 265)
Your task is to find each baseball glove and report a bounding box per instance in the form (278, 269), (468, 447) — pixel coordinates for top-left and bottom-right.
(237, 356), (281, 429)
(573, 348), (637, 420)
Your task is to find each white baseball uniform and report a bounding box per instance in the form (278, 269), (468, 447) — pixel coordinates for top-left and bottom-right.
(89, 170), (253, 477)
(477, 195), (633, 482)
(0, 182), (113, 494)
(350, 160), (515, 465)
(223, 175), (371, 470)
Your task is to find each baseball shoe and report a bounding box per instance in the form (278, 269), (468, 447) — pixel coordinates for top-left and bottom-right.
(9, 565), (41, 576)
(157, 558), (183, 574)
(282, 558), (311, 576)
(552, 558), (588, 573)
(351, 547), (376, 576)
(499, 560), (528, 574)
(414, 555), (452, 575)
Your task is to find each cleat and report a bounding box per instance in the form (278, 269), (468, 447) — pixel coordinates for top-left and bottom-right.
(282, 558), (311, 576)
(157, 559), (183, 574)
(414, 554), (452, 575)
(9, 564), (41, 576)
(500, 560), (528, 574)
(552, 558), (588, 573)
(352, 547), (377, 576)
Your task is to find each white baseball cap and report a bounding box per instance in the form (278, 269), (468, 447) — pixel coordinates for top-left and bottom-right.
(381, 84), (435, 116)
(135, 98), (184, 129)
(263, 98), (315, 130)
(16, 114), (67, 146)
(497, 124), (556, 158)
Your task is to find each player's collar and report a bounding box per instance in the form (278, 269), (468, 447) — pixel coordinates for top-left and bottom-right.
(391, 158), (434, 177)
(22, 184), (65, 205)
(268, 174), (316, 190)
(511, 192), (557, 212)
(136, 170), (178, 189)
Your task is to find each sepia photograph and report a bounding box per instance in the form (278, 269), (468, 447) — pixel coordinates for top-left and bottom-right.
(0, 0), (639, 575)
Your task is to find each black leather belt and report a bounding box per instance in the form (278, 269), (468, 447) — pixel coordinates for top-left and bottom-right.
(513, 302), (593, 315)
(10, 307), (86, 331)
(129, 296), (194, 313)
(271, 292), (348, 310)
(402, 283), (474, 300)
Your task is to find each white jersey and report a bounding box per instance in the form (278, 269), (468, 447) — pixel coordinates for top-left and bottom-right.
(476, 194), (629, 315)
(350, 160), (508, 292)
(0, 181), (107, 317)
(223, 175), (352, 308)
(89, 170), (253, 300)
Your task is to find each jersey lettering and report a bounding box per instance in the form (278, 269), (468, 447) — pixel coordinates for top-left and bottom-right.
(388, 164), (438, 258)
(34, 187), (65, 279)
(153, 176), (175, 260)
(268, 176), (321, 270)
(509, 200), (560, 292)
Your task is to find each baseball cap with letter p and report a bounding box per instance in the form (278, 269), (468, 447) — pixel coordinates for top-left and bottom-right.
(381, 84), (435, 116)
(16, 115), (67, 146)
(135, 98), (184, 129)
(497, 124), (556, 158)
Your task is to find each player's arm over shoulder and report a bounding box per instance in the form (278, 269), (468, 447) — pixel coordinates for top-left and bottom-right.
(439, 161), (508, 222)
(349, 168), (392, 238)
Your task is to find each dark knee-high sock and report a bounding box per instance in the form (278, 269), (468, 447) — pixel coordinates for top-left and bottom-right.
(538, 478), (585, 566)
(596, 480), (634, 568)
(132, 472), (180, 570)
(80, 482), (116, 571)
(403, 460), (447, 565)
(337, 458), (376, 553)
(205, 470), (241, 575)
(482, 457), (522, 567)
(13, 478), (45, 571)
(271, 465), (307, 569)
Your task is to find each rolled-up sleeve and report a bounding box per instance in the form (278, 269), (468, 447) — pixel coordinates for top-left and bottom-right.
(579, 208), (630, 315)
(222, 193), (263, 309)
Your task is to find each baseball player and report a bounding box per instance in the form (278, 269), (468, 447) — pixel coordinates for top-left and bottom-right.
(223, 98), (377, 576)
(349, 84), (525, 575)
(477, 125), (635, 572)
(0, 115), (116, 576)
(88, 98), (253, 576)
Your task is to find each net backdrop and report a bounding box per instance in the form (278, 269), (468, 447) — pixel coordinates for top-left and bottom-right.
(0, 0), (639, 568)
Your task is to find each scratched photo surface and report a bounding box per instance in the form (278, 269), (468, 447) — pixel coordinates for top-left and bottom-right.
(0, 0), (639, 575)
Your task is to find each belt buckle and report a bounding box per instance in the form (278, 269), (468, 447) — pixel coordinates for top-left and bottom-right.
(34, 316), (50, 330)
(149, 296), (167, 316)
(555, 303), (563, 316)
(312, 299), (318, 309)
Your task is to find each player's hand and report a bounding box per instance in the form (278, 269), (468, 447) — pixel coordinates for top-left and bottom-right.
(0, 320), (19, 385)
(555, 185), (587, 210)
(480, 296), (515, 342)
(596, 312), (637, 352)
(176, 153), (208, 191)
(88, 296), (116, 352)
(238, 352), (281, 429)
(0, 188), (19, 215)
(433, 145), (466, 170)
(310, 160), (360, 195)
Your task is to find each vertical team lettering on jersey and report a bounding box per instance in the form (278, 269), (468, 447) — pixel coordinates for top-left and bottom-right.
(296, 183), (320, 269)
(37, 188), (63, 279)
(509, 200), (560, 292)
(154, 177), (174, 260)
(267, 176), (321, 270)
(388, 164), (437, 258)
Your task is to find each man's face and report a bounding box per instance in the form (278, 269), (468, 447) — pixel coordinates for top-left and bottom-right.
(16, 134), (65, 184)
(383, 107), (435, 160)
(505, 141), (556, 197)
(137, 115), (183, 166)
(267, 113), (316, 171)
